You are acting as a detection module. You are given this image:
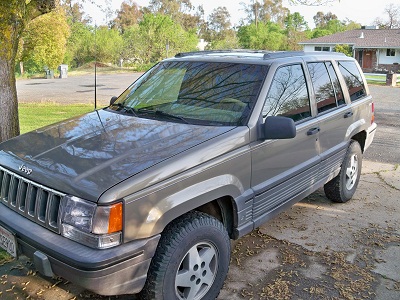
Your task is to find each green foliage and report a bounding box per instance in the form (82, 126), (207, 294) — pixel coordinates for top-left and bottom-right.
(0, 250), (11, 265)
(21, 9), (70, 72)
(310, 11), (361, 38)
(334, 44), (353, 57)
(285, 12), (309, 50)
(122, 13), (198, 64)
(64, 21), (93, 68)
(207, 31), (239, 50)
(203, 6), (239, 49)
(242, 0), (289, 26)
(147, 0), (202, 30)
(311, 27), (334, 39)
(16, 1), (361, 75)
(238, 22), (286, 50)
(285, 12), (308, 32)
(111, 0), (143, 33)
(95, 26), (124, 65)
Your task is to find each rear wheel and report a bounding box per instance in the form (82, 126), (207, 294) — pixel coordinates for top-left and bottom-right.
(139, 211), (230, 300)
(324, 140), (362, 203)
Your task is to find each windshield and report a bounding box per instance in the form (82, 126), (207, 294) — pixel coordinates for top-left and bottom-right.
(109, 61), (268, 126)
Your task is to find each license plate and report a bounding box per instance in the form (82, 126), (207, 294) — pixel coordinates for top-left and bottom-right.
(0, 225), (17, 258)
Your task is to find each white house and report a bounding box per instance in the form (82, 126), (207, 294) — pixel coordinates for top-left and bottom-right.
(299, 27), (400, 73)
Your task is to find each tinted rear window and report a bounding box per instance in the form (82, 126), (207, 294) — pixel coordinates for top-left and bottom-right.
(338, 61), (366, 101)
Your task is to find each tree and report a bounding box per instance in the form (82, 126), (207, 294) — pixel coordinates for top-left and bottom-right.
(95, 26), (124, 64)
(285, 12), (308, 32)
(62, 0), (90, 24)
(146, 0), (201, 30)
(204, 6), (238, 49)
(285, 12), (309, 50)
(334, 44), (352, 57)
(64, 21), (93, 67)
(111, 0), (143, 33)
(313, 11), (337, 28)
(242, 0), (289, 27)
(0, 0), (56, 143)
(343, 18), (361, 30)
(238, 21), (286, 50)
(373, 3), (400, 29)
(310, 13), (359, 39)
(122, 13), (198, 64)
(21, 9), (70, 73)
(207, 7), (232, 35)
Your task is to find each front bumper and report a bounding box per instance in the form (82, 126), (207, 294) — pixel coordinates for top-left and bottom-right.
(0, 205), (160, 296)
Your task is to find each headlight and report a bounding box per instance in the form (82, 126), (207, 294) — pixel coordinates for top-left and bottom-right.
(60, 196), (123, 249)
(61, 196), (96, 233)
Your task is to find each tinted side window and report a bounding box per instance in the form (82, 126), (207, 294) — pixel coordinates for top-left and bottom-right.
(326, 62), (345, 106)
(263, 64), (310, 122)
(307, 62), (338, 113)
(338, 61), (366, 102)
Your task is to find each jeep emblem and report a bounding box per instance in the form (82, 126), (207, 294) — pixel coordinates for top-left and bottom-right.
(19, 165), (32, 175)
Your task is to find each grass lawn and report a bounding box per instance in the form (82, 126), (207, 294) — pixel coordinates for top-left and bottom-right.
(0, 250), (12, 265)
(365, 74), (400, 86)
(19, 103), (94, 134)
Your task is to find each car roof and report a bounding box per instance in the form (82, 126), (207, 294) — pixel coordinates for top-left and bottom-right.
(170, 50), (348, 63)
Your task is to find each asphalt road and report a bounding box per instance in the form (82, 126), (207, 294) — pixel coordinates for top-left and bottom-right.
(365, 85), (400, 165)
(16, 73), (142, 106)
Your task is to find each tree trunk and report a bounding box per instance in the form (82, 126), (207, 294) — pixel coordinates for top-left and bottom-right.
(0, 0), (56, 143)
(0, 56), (20, 143)
(0, 1), (22, 143)
(19, 61), (24, 75)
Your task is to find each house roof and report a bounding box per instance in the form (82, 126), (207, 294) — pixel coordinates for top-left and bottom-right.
(299, 29), (400, 49)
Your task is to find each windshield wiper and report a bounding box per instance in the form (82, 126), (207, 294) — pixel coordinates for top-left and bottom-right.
(155, 110), (190, 124)
(110, 103), (137, 116)
(137, 108), (190, 124)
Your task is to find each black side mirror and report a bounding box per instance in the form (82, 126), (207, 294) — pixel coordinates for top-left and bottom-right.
(110, 96), (118, 105)
(263, 116), (296, 140)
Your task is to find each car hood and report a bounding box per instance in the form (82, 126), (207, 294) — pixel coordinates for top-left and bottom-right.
(0, 109), (234, 201)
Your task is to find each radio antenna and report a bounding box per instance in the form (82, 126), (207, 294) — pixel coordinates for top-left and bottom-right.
(94, 23), (97, 110)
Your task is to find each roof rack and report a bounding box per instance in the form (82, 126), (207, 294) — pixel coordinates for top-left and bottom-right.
(174, 49), (273, 58)
(263, 51), (346, 59)
(263, 51), (305, 59)
(174, 50), (347, 59)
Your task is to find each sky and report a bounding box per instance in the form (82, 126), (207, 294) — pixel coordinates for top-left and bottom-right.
(84, 0), (398, 29)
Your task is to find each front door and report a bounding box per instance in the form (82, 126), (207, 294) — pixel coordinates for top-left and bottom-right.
(362, 50), (373, 69)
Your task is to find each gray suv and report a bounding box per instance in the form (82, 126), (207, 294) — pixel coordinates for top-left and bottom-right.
(0, 51), (376, 299)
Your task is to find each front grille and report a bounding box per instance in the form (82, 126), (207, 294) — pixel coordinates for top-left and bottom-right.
(0, 166), (65, 233)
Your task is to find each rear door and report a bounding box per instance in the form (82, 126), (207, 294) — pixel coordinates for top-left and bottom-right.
(305, 60), (354, 180)
(251, 63), (320, 227)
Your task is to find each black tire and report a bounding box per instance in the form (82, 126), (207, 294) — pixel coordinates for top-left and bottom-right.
(324, 140), (362, 203)
(139, 211), (231, 300)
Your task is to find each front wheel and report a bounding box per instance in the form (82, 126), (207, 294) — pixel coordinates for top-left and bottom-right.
(324, 140), (362, 203)
(139, 211), (230, 300)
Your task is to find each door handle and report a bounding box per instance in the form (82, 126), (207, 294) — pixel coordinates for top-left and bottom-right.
(344, 112), (353, 118)
(307, 127), (320, 136)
